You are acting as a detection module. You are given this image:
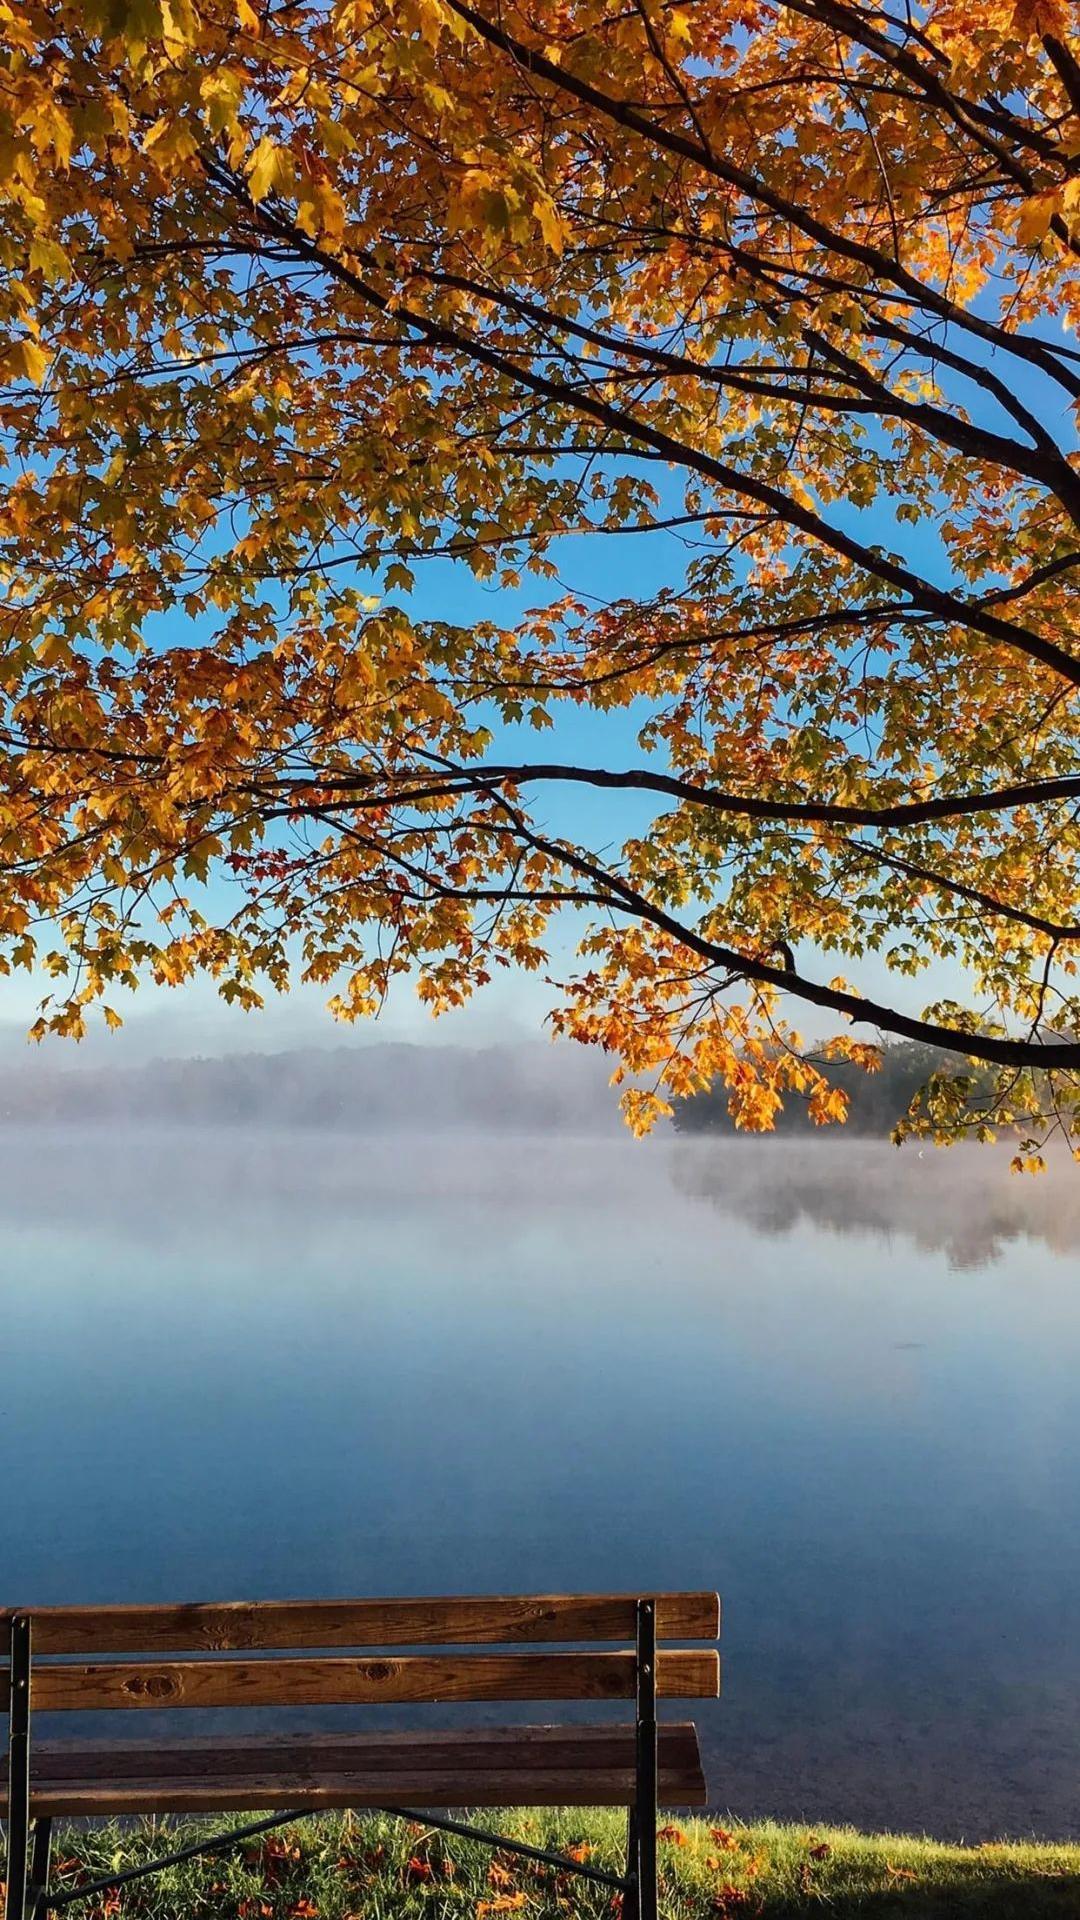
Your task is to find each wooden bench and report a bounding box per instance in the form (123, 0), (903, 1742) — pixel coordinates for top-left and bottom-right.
(3, 1593), (720, 1920)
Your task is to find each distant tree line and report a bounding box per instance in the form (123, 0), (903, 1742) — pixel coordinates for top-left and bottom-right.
(0, 1042), (618, 1134)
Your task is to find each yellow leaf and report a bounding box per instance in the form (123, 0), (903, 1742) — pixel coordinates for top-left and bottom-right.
(28, 236), (71, 285)
(247, 136), (292, 203)
(160, 0), (197, 44)
(534, 194), (566, 255)
(143, 117), (199, 166)
(1016, 192), (1055, 247)
(237, 0), (261, 30)
(15, 338), (49, 385)
(201, 70), (244, 136)
(103, 1005), (124, 1031)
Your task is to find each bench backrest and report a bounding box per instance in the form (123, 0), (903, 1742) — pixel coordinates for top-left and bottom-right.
(1, 1593), (720, 1713)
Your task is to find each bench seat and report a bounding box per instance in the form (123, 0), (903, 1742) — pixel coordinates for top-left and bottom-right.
(4, 1594), (720, 1920)
(3, 1725), (707, 1816)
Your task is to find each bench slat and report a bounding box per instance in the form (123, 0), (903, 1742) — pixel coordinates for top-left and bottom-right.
(4, 1725), (707, 1815)
(19, 1771), (704, 1815)
(13, 1650), (720, 1712)
(19, 1726), (703, 1779)
(2, 1594), (720, 1655)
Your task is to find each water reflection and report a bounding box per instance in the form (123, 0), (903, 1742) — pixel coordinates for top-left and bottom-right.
(671, 1137), (1080, 1268)
(1, 1124), (1075, 1269)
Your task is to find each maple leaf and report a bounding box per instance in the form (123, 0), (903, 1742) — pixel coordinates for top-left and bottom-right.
(247, 136), (292, 202)
(533, 194), (566, 254)
(13, 338), (49, 385)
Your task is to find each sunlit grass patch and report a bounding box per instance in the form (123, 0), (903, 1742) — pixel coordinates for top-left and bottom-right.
(8, 1810), (1080, 1920)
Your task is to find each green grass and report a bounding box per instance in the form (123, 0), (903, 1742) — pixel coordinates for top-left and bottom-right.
(8, 1810), (1080, 1920)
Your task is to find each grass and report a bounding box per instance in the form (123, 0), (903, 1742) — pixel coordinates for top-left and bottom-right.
(7, 1809), (1080, 1920)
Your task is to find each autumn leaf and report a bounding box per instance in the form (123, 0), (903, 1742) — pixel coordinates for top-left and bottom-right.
(247, 136), (292, 202)
(28, 237), (71, 285)
(533, 194), (566, 254)
(13, 338), (49, 385)
(1012, 0), (1070, 39)
(1016, 191), (1056, 246)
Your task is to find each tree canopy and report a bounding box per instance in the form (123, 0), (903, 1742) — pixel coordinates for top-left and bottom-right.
(2, 0), (1080, 1158)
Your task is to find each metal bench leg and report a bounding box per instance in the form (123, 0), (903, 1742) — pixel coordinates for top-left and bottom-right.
(5, 1616), (32, 1920)
(635, 1599), (658, 1920)
(624, 1809), (640, 1920)
(27, 1818), (52, 1920)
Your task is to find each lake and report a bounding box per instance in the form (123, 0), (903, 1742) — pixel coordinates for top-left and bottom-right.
(3, 1127), (1080, 1841)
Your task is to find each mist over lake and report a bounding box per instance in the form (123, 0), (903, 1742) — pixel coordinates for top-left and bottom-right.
(3, 1120), (1078, 1841)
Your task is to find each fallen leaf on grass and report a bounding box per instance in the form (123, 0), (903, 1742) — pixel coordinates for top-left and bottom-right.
(657, 1826), (686, 1846)
(476, 1896), (528, 1916)
(248, 1837), (301, 1881)
(886, 1865), (918, 1882)
(565, 1843), (592, 1864)
(709, 1828), (738, 1851)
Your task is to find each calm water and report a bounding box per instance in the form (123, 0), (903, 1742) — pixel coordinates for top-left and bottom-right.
(3, 1127), (1080, 1840)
